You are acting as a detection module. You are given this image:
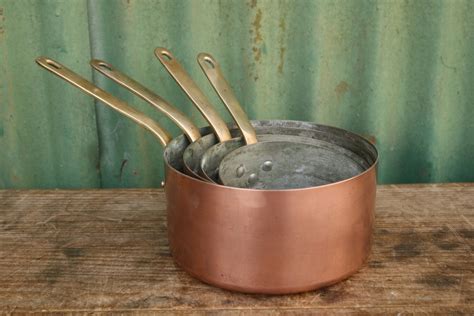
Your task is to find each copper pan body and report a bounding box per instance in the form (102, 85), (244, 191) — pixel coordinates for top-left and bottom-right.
(164, 122), (377, 294)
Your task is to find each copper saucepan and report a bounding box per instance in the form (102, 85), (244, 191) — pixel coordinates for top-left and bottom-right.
(154, 47), (231, 181)
(197, 52), (373, 189)
(156, 48), (368, 186)
(37, 57), (378, 294)
(89, 59), (210, 180)
(88, 59), (219, 181)
(88, 59), (325, 183)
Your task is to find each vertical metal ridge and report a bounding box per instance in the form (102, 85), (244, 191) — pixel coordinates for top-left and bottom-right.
(430, 0), (474, 182)
(281, 0), (319, 122)
(369, 2), (412, 183)
(0, 0), (100, 189)
(209, 0), (256, 121)
(86, 0), (104, 188)
(388, 1), (441, 184)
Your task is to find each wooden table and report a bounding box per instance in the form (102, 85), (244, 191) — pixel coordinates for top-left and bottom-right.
(0, 184), (472, 314)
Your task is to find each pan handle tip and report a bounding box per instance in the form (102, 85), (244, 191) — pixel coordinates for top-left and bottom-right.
(197, 53), (217, 70)
(154, 47), (174, 62)
(36, 57), (62, 70)
(90, 59), (114, 72)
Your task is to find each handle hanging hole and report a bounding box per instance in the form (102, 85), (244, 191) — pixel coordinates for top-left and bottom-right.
(46, 59), (62, 69)
(98, 62), (113, 71)
(161, 51), (172, 61)
(203, 56), (215, 69)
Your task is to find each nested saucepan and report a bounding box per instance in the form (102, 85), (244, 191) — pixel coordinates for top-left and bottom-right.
(155, 48), (367, 186)
(196, 53), (373, 189)
(89, 47), (236, 183)
(89, 58), (227, 182)
(89, 59), (324, 184)
(37, 56), (378, 294)
(153, 47), (233, 180)
(89, 59), (208, 180)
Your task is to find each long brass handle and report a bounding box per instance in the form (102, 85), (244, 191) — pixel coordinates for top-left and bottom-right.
(197, 53), (257, 145)
(154, 47), (231, 142)
(36, 57), (171, 147)
(90, 59), (201, 143)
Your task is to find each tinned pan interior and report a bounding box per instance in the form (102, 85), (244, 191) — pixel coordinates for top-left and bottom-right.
(165, 120), (378, 186)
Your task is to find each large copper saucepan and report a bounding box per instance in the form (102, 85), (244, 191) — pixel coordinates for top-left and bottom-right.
(37, 57), (378, 294)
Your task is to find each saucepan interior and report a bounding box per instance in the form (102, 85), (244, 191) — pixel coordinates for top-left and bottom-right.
(166, 119), (378, 190)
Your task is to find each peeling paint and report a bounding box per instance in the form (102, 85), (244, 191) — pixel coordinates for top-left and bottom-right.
(278, 16), (286, 74)
(252, 9), (263, 44)
(0, 7), (5, 35)
(251, 8), (263, 62)
(278, 47), (286, 74)
(335, 81), (350, 100)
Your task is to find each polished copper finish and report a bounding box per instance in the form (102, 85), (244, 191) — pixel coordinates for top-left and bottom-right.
(164, 155), (376, 294)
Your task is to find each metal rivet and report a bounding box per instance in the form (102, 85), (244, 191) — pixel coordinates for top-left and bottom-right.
(236, 165), (245, 177)
(248, 173), (258, 185)
(262, 160), (273, 171)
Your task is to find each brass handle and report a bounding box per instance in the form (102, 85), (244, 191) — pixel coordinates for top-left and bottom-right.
(90, 59), (201, 143)
(154, 47), (231, 142)
(36, 57), (172, 146)
(198, 53), (257, 145)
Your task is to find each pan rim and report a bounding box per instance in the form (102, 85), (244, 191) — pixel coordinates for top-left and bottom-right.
(164, 119), (378, 192)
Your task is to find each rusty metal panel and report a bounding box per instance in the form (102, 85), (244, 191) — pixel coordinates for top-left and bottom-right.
(0, 0), (473, 188)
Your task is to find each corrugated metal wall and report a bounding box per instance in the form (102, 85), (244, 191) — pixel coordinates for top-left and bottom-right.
(0, 0), (473, 189)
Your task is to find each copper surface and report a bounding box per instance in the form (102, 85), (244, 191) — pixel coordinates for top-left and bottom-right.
(164, 159), (376, 294)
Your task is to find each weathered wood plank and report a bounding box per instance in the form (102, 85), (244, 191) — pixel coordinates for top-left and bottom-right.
(0, 184), (472, 313)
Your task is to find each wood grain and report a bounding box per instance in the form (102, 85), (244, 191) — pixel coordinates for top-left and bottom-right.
(0, 184), (472, 314)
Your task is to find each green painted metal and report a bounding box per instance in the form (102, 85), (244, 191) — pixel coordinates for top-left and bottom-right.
(0, 0), (100, 188)
(0, 0), (473, 188)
